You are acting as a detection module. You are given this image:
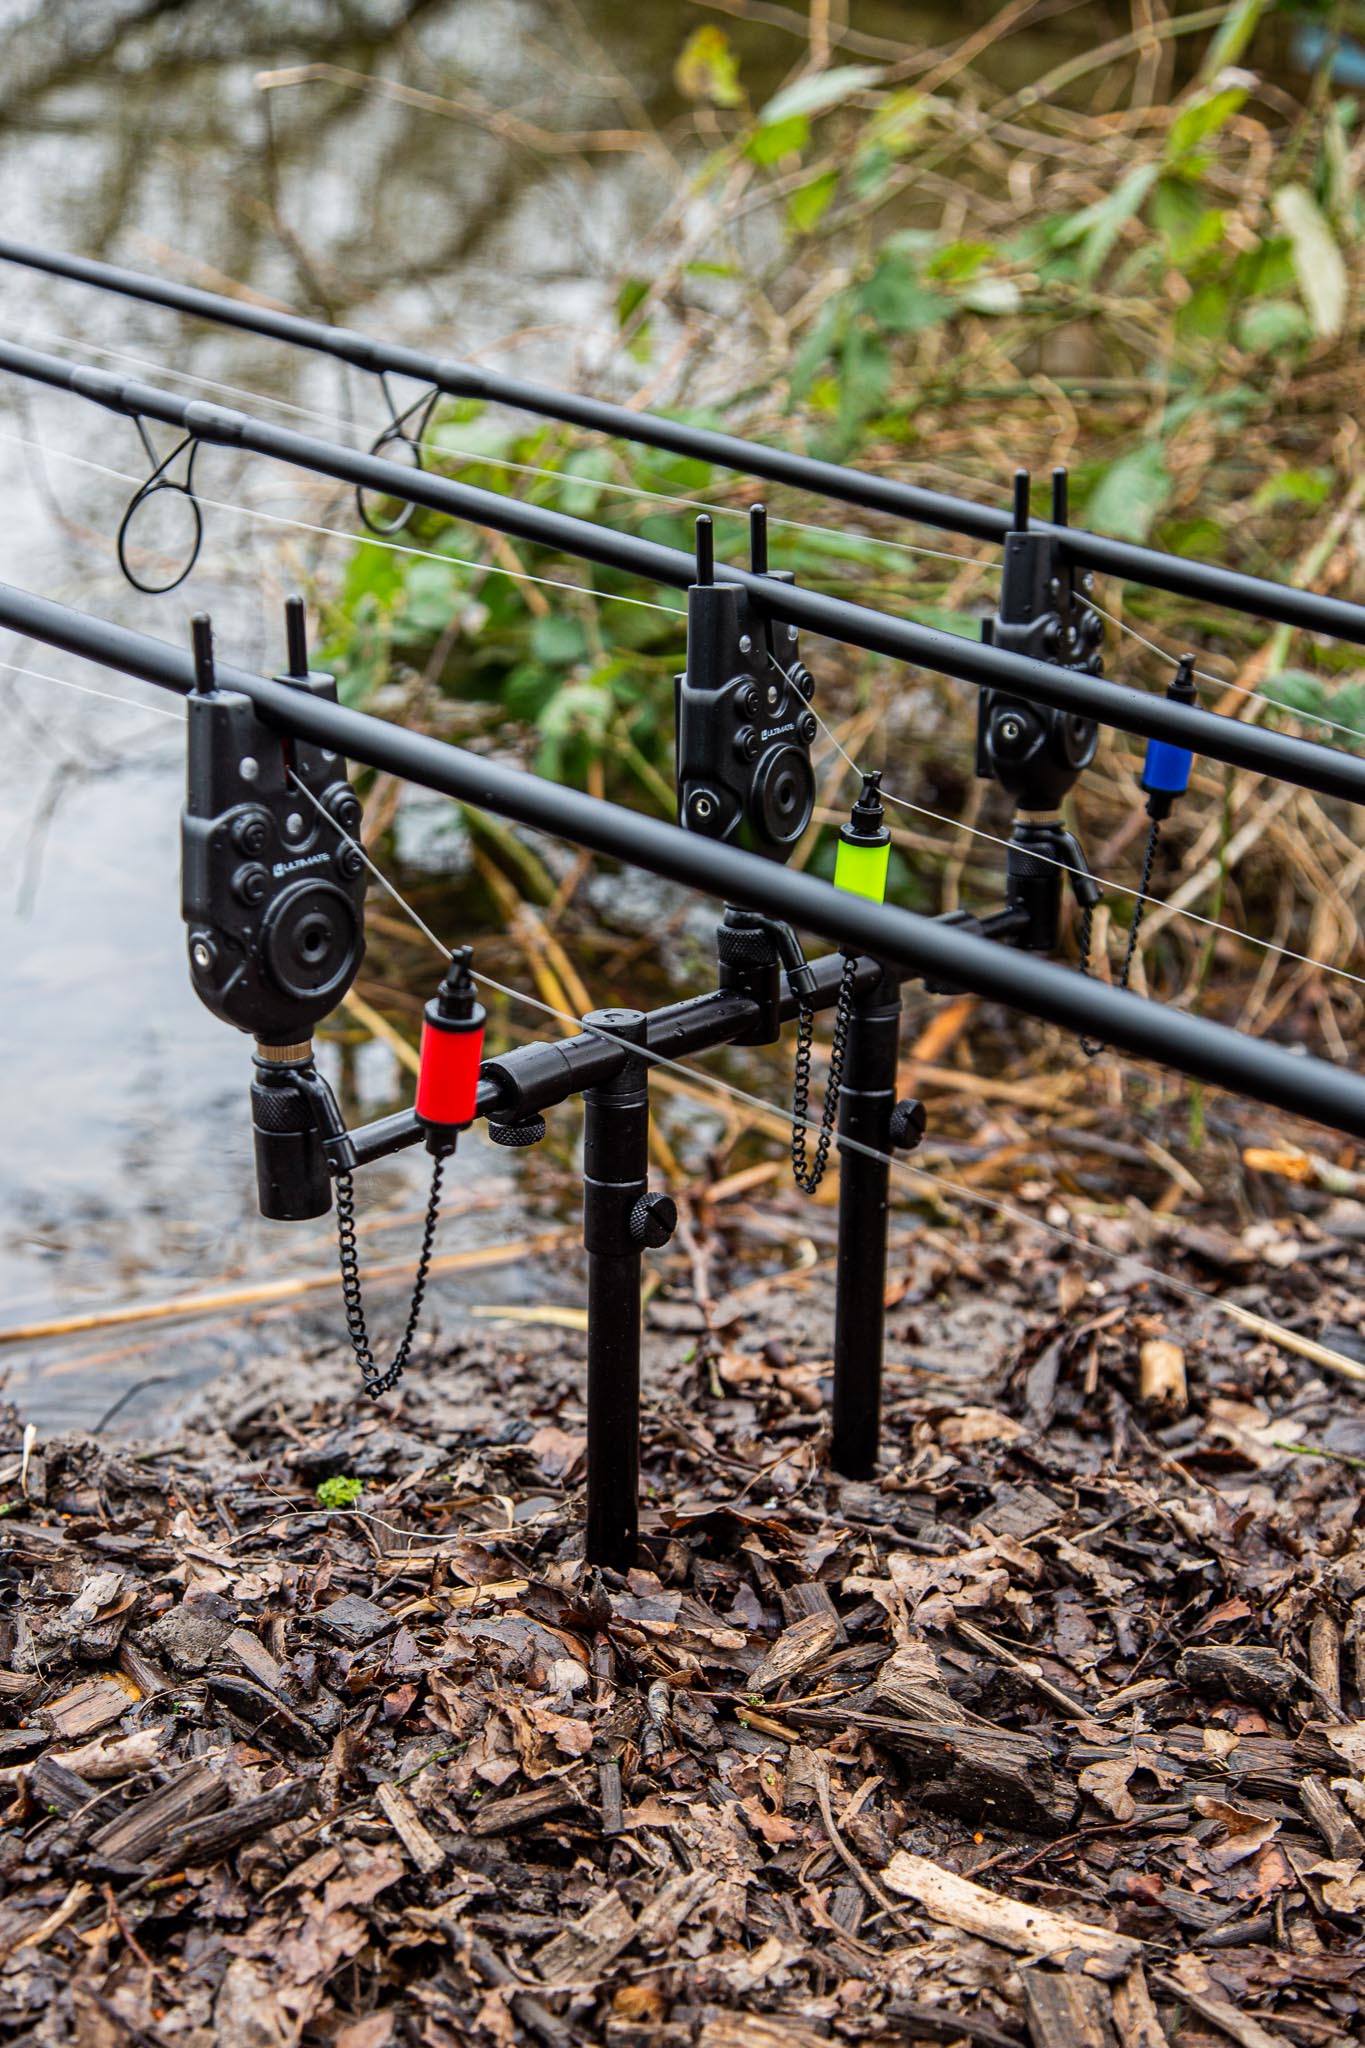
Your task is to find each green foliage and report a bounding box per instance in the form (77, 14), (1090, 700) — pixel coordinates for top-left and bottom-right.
(758, 66), (885, 128)
(674, 26), (744, 109)
(317, 1475), (364, 1509)
(322, 3), (1365, 881)
(1272, 184), (1348, 336)
(1085, 445), (1172, 544)
(1262, 668), (1365, 749)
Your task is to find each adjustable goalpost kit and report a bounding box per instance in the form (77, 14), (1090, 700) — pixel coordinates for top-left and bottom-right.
(4, 247), (1365, 1567)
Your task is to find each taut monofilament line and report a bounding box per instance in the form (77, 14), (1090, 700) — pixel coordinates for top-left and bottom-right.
(3, 337), (1365, 805)
(5, 232), (1365, 644)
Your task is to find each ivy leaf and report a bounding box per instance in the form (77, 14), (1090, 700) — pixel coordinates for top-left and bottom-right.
(1086, 445), (1171, 543)
(1272, 184), (1347, 338)
(759, 64), (883, 128)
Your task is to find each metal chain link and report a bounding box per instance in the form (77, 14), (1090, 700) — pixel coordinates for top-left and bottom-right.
(334, 1151), (447, 1397)
(791, 951), (860, 1195)
(1079, 817), (1162, 1059)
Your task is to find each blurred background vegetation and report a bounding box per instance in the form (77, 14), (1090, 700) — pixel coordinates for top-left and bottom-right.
(315, 0), (1365, 1054)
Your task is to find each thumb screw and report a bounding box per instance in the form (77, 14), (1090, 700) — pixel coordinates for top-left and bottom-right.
(630, 1192), (678, 1249)
(889, 1099), (927, 1150)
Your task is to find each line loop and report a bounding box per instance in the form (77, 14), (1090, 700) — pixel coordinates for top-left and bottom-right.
(116, 417), (205, 594)
(356, 374), (439, 536)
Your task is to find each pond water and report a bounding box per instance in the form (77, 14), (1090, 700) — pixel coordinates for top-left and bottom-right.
(0, 0), (1131, 1428)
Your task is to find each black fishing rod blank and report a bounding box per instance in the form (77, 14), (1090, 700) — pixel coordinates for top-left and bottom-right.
(14, 577), (1365, 1563)
(5, 338), (1365, 812)
(5, 572), (1365, 1142)
(4, 235), (1365, 646)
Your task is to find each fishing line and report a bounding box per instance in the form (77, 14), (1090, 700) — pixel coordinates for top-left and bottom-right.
(11, 333), (986, 571)
(800, 680), (1365, 995)
(6, 418), (1361, 990)
(0, 425), (686, 619)
(18, 326), (372, 436)
(7, 551), (1361, 1010)
(0, 653), (186, 722)
(1083, 594), (1365, 749)
(15, 367), (1357, 774)
(283, 767), (1335, 1368)
(0, 644), (1336, 1376)
(4, 527), (1358, 1006)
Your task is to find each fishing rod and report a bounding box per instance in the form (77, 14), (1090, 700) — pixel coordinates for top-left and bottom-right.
(10, 572), (1365, 1562)
(4, 340), (1365, 811)
(4, 572), (1364, 1136)
(4, 234), (1364, 647)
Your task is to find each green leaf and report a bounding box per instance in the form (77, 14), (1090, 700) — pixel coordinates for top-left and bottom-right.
(1151, 179), (1225, 267)
(759, 64), (884, 127)
(317, 1475), (363, 1510)
(787, 169), (839, 235)
(1162, 515), (1226, 558)
(789, 300), (845, 400)
(1272, 185), (1347, 338)
(675, 25), (744, 108)
(531, 615), (588, 666)
(1250, 467), (1331, 512)
(429, 415), (519, 464)
(859, 255), (950, 333)
(341, 538), (403, 612)
(850, 143), (892, 200)
(1263, 667), (1327, 717)
(825, 324), (889, 458)
(400, 559), (463, 637)
(1085, 444), (1171, 543)
(1167, 85), (1248, 163)
(1229, 234), (1294, 300)
(1054, 164), (1158, 283)
(746, 114), (809, 164)
(926, 240), (993, 283)
(863, 88), (928, 157)
(1197, 0), (1270, 82)
(616, 277), (650, 329)
(1175, 280), (1230, 343)
(1236, 297), (1311, 354)
(558, 447), (616, 517)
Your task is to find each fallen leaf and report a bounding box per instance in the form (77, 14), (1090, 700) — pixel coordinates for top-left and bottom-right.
(936, 1406), (1027, 1447)
(1079, 1754), (1138, 1822)
(1193, 1794), (1281, 1870)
